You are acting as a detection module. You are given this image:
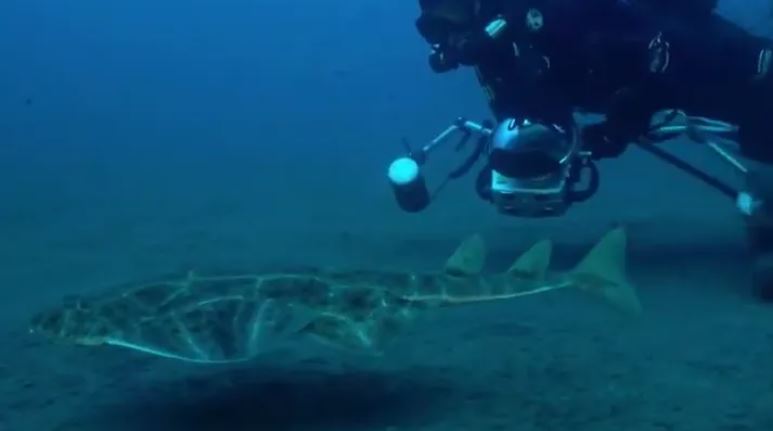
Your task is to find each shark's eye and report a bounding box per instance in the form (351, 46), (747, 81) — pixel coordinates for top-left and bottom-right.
(46, 313), (64, 327)
(342, 288), (374, 311)
(62, 295), (94, 311)
(31, 311), (63, 331)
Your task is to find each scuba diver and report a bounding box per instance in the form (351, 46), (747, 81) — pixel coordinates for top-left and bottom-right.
(386, 0), (773, 300)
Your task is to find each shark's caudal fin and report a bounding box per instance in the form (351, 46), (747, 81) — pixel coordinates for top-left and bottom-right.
(571, 227), (642, 315)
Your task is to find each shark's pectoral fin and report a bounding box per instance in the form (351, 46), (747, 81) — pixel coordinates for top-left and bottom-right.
(508, 239), (552, 280)
(443, 234), (486, 277)
(572, 227), (642, 316)
(242, 300), (320, 358)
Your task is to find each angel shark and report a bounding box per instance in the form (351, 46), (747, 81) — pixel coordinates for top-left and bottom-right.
(29, 227), (641, 363)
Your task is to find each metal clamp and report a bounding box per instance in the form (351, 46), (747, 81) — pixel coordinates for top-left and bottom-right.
(404, 117), (493, 165)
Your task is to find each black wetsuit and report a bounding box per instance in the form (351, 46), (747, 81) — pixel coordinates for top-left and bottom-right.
(416, 0), (773, 162)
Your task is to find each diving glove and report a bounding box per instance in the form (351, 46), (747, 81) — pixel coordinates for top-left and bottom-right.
(583, 86), (660, 159)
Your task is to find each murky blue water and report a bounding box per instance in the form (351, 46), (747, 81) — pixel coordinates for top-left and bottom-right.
(1, 1), (772, 430)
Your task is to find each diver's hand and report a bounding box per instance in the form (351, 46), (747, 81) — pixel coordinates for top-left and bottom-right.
(426, 32), (485, 73)
(606, 87), (655, 140)
(581, 123), (630, 160)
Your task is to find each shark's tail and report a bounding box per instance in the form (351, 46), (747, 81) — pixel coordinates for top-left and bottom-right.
(570, 227), (642, 315)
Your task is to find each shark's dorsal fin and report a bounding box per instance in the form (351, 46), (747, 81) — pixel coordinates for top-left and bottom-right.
(508, 239), (552, 280)
(444, 234), (486, 276)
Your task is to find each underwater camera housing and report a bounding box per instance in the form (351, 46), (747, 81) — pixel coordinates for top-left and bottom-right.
(387, 117), (598, 217)
(484, 118), (598, 217)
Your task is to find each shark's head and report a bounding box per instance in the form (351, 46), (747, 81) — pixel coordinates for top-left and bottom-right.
(29, 297), (110, 346)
